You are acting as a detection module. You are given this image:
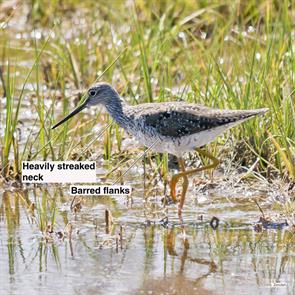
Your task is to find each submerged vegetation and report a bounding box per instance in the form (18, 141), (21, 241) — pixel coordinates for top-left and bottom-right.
(0, 0), (294, 182)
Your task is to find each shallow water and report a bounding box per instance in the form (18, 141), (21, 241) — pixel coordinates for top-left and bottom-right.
(1, 177), (294, 295)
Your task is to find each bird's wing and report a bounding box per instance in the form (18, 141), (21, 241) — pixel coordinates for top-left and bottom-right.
(126, 102), (266, 138)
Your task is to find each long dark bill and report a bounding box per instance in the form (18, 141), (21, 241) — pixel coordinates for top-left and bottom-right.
(51, 100), (88, 129)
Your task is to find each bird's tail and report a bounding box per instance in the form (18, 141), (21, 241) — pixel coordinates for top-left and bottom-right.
(216, 107), (269, 130)
(250, 108), (269, 115)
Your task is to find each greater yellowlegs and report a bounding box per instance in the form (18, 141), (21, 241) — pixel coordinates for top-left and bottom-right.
(52, 82), (268, 215)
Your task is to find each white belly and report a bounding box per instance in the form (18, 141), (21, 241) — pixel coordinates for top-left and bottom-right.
(128, 120), (244, 157)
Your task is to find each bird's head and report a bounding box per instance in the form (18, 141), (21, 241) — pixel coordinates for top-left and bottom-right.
(52, 82), (119, 129)
(86, 82), (118, 106)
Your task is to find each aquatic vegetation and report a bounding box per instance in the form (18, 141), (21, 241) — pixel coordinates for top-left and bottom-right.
(0, 182), (294, 293)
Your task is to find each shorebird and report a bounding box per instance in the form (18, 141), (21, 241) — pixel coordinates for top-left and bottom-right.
(52, 82), (268, 215)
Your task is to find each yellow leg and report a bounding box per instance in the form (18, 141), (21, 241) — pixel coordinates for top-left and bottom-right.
(170, 157), (187, 203)
(178, 158), (188, 214)
(170, 148), (220, 212)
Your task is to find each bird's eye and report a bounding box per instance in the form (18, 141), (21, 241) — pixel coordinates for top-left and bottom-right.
(89, 90), (96, 96)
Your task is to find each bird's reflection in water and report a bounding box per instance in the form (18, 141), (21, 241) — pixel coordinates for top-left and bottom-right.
(167, 227), (217, 275)
(137, 227), (217, 294)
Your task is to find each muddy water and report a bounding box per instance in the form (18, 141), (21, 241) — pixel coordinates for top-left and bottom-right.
(0, 175), (294, 295)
